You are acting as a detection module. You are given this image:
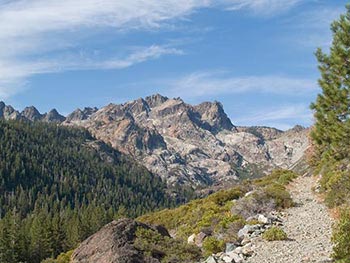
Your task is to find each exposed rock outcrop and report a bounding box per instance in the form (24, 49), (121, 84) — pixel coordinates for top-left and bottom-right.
(64, 95), (310, 187)
(71, 218), (170, 263)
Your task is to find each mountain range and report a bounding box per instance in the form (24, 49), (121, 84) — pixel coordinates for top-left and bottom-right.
(0, 94), (309, 188)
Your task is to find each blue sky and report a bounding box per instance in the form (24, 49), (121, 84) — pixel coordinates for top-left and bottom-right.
(0, 0), (347, 130)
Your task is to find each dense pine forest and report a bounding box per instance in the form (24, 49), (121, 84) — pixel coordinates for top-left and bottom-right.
(0, 120), (180, 263)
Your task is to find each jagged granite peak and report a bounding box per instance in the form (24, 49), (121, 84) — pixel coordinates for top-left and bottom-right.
(21, 106), (43, 121)
(193, 101), (236, 132)
(0, 101), (20, 120)
(66, 107), (98, 122)
(64, 94), (310, 187)
(0, 103), (21, 120)
(71, 218), (170, 263)
(43, 109), (66, 123)
(145, 93), (169, 108)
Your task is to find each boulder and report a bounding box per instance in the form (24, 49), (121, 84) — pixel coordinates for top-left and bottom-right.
(71, 218), (170, 263)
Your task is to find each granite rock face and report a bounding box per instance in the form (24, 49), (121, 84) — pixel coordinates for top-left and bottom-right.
(64, 94), (310, 187)
(71, 218), (169, 263)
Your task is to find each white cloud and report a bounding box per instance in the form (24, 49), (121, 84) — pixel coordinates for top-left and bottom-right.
(0, 0), (304, 100)
(234, 104), (313, 130)
(288, 6), (344, 49)
(224, 0), (302, 15)
(0, 45), (182, 100)
(166, 71), (317, 98)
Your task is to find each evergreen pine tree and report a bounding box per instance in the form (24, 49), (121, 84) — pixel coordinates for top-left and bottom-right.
(311, 5), (350, 162)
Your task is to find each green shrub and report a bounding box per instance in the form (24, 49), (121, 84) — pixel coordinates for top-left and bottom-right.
(138, 186), (248, 239)
(332, 208), (350, 262)
(255, 169), (298, 187)
(208, 187), (244, 205)
(134, 227), (201, 263)
(202, 237), (225, 257)
(41, 250), (73, 263)
(263, 183), (294, 209)
(262, 227), (288, 241)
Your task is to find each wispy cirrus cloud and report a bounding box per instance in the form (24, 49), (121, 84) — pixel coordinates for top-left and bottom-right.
(287, 6), (344, 49)
(0, 45), (182, 99)
(224, 0), (303, 15)
(0, 0), (304, 100)
(234, 104), (313, 130)
(166, 71), (317, 99)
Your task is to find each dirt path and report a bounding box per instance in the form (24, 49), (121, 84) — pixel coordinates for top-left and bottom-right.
(247, 175), (334, 263)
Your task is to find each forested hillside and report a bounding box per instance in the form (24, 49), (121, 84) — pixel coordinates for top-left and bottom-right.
(0, 120), (179, 263)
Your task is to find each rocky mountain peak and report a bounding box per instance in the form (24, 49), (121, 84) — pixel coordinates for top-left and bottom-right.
(194, 101), (235, 132)
(62, 95), (309, 187)
(0, 103), (21, 120)
(145, 93), (169, 108)
(289, 125), (305, 133)
(66, 107), (98, 122)
(21, 106), (42, 121)
(43, 109), (66, 123)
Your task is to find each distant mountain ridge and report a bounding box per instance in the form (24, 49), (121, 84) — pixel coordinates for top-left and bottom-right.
(0, 95), (310, 187)
(0, 101), (65, 122)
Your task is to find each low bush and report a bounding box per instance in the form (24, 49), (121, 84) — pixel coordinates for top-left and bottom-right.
(263, 183), (294, 209)
(42, 250), (74, 263)
(231, 182), (293, 219)
(202, 237), (225, 257)
(262, 227), (288, 241)
(134, 228), (201, 263)
(231, 191), (276, 219)
(254, 169), (298, 187)
(332, 208), (350, 262)
(138, 186), (247, 239)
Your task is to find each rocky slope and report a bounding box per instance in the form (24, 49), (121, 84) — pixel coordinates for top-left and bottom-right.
(0, 96), (310, 187)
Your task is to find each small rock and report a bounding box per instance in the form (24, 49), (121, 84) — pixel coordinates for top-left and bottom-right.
(241, 237), (251, 246)
(245, 190), (255, 197)
(222, 255), (233, 263)
(258, 214), (270, 224)
(225, 243), (236, 253)
(205, 256), (217, 263)
(238, 225), (260, 238)
(195, 232), (207, 247)
(241, 243), (254, 256)
(188, 233), (196, 244)
(234, 246), (243, 254)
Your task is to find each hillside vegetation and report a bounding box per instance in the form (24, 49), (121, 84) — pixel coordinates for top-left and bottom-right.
(0, 120), (179, 263)
(138, 169), (297, 258)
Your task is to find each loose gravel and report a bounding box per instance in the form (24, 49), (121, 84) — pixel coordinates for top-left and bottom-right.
(247, 175), (334, 263)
